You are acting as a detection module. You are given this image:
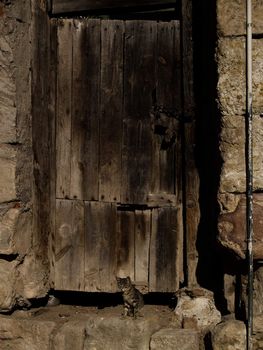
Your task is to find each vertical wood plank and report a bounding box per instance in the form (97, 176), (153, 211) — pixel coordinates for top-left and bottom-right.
(134, 210), (151, 291)
(55, 199), (85, 290)
(157, 21), (181, 195)
(122, 21), (157, 204)
(116, 209), (135, 281)
(82, 19), (101, 201)
(182, 0), (199, 286)
(56, 20), (72, 198)
(149, 207), (180, 292)
(99, 20), (124, 203)
(70, 20), (86, 199)
(84, 201), (117, 291)
(70, 19), (101, 201)
(49, 19), (58, 286)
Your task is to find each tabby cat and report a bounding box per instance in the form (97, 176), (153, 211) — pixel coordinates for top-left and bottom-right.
(116, 276), (144, 318)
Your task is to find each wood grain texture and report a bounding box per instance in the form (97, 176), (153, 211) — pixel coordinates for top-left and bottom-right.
(116, 209), (135, 281)
(156, 20), (181, 195)
(149, 206), (181, 292)
(134, 210), (151, 291)
(182, 0), (199, 286)
(121, 21), (156, 204)
(55, 199), (85, 290)
(99, 20), (124, 203)
(52, 0), (177, 14)
(84, 201), (117, 291)
(56, 20), (73, 199)
(82, 19), (101, 200)
(49, 19), (58, 286)
(70, 20), (86, 200)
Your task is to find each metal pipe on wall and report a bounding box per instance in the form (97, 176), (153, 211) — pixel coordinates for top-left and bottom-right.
(246, 0), (253, 349)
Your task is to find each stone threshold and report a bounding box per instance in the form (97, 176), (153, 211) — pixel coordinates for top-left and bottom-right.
(0, 304), (200, 350)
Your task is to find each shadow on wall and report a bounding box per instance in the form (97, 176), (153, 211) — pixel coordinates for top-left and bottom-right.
(192, 0), (226, 313)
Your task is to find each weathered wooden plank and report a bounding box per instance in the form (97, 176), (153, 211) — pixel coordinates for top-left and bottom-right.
(55, 199), (85, 290)
(116, 209), (135, 281)
(56, 20), (73, 199)
(82, 19), (101, 200)
(32, 3), (53, 282)
(122, 21), (157, 204)
(52, 0), (177, 14)
(134, 210), (151, 291)
(155, 21), (181, 195)
(149, 207), (180, 292)
(84, 201), (117, 291)
(70, 20), (86, 200)
(99, 20), (124, 203)
(49, 19), (58, 286)
(182, 0), (199, 287)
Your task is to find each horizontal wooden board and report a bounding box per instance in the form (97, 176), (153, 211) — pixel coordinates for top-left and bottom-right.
(52, 0), (177, 14)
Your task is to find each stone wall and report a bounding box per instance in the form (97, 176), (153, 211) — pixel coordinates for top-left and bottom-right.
(0, 0), (50, 312)
(216, 0), (263, 315)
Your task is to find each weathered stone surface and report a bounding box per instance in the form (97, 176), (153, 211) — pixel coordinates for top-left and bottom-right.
(0, 305), (174, 350)
(218, 194), (263, 259)
(217, 38), (263, 116)
(240, 267), (263, 318)
(0, 36), (16, 143)
(0, 317), (56, 350)
(174, 288), (221, 332)
(83, 316), (162, 350)
(219, 115), (263, 193)
(150, 328), (200, 350)
(224, 274), (236, 314)
(53, 322), (86, 350)
(0, 260), (16, 312)
(17, 254), (49, 299)
(218, 193), (242, 214)
(0, 205), (19, 254)
(217, 0), (263, 36)
(0, 144), (17, 202)
(0, 202), (32, 256)
(253, 315), (263, 349)
(212, 320), (246, 350)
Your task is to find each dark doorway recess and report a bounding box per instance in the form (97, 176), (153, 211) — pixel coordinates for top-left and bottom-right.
(192, 0), (225, 312)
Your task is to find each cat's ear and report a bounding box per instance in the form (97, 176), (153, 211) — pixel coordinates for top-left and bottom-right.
(127, 276), (131, 282)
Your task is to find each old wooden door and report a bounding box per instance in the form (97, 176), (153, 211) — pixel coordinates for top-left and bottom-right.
(52, 18), (183, 293)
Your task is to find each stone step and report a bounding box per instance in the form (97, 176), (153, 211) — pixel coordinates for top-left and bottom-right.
(0, 304), (174, 350)
(150, 328), (200, 350)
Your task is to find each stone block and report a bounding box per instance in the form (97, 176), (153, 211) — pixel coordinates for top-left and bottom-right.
(174, 288), (221, 333)
(0, 36), (16, 143)
(219, 115), (263, 193)
(0, 144), (17, 202)
(218, 193), (263, 259)
(53, 322), (86, 350)
(0, 317), (56, 350)
(253, 315), (263, 349)
(217, 38), (263, 116)
(217, 0), (263, 36)
(150, 328), (200, 350)
(224, 274), (236, 314)
(83, 315), (162, 350)
(0, 260), (16, 312)
(212, 320), (246, 350)
(0, 202), (32, 255)
(17, 253), (49, 299)
(0, 204), (19, 254)
(240, 267), (263, 317)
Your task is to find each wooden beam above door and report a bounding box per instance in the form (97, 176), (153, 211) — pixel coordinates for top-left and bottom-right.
(51, 0), (177, 14)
